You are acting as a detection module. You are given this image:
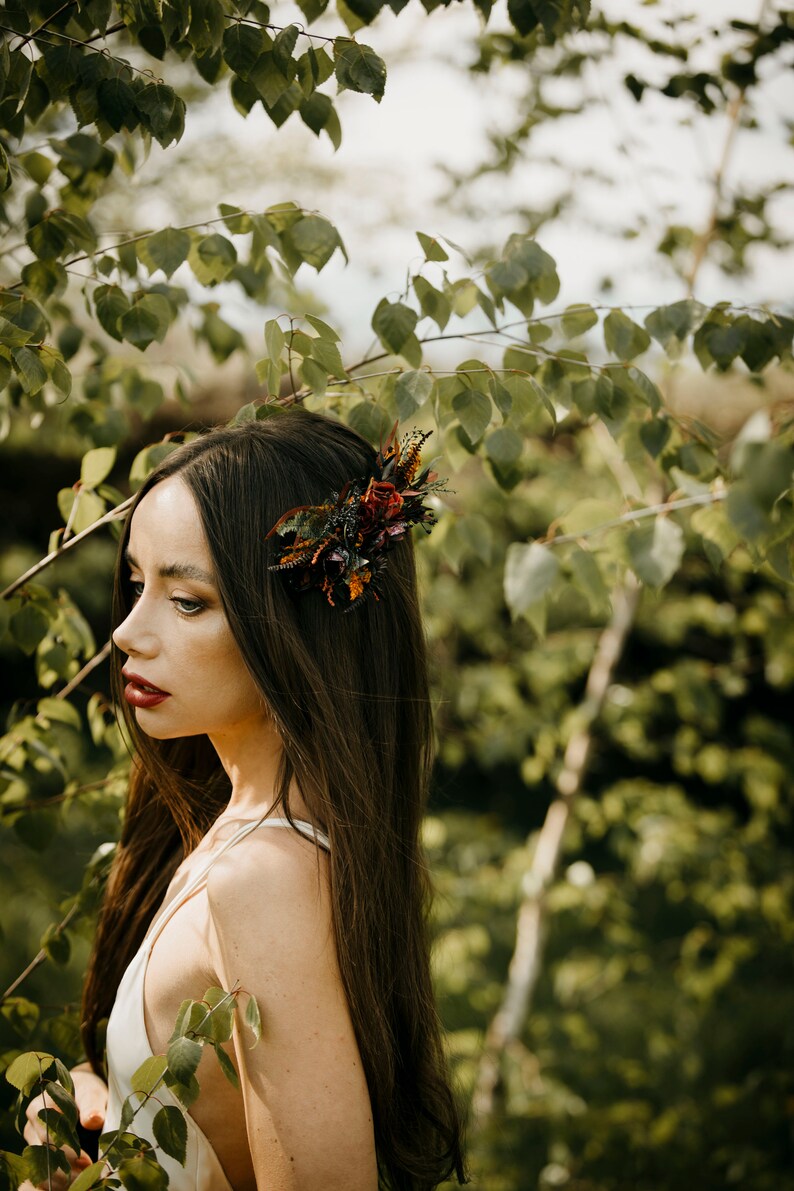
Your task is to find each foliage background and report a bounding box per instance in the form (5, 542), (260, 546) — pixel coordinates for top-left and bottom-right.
(1, 0), (793, 1188)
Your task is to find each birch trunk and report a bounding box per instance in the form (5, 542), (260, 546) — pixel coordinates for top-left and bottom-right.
(471, 573), (641, 1125)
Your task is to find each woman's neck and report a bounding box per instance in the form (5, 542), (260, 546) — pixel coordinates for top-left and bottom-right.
(208, 713), (312, 821)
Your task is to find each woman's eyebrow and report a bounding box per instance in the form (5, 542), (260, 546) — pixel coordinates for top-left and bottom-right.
(125, 550), (216, 586)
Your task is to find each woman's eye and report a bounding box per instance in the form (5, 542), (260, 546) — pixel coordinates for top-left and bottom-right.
(170, 596), (204, 617)
(131, 580), (144, 601)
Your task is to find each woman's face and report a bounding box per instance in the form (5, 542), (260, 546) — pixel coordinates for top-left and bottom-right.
(112, 475), (268, 743)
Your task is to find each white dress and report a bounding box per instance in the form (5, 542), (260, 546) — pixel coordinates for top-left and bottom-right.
(102, 817), (330, 1190)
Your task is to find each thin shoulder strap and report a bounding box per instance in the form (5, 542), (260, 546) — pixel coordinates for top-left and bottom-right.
(143, 817), (329, 951)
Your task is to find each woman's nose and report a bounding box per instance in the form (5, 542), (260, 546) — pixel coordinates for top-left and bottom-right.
(112, 599), (158, 658)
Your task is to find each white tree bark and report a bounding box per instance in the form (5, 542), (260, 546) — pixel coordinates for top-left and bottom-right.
(471, 573), (641, 1124)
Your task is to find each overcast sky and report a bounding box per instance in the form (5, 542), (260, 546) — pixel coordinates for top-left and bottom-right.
(114, 0), (794, 355)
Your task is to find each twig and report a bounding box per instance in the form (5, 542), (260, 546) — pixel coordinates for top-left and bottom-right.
(0, 497), (133, 602)
(683, 0), (770, 295)
(14, 0), (77, 48)
(540, 489), (726, 549)
(54, 639), (111, 701)
(1, 905), (79, 1002)
(684, 88), (745, 296)
(0, 777), (113, 818)
(471, 573), (641, 1124)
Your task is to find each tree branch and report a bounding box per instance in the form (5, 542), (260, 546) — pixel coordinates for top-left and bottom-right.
(0, 498), (133, 602)
(1, 904), (79, 1002)
(540, 489), (726, 549)
(14, 0), (77, 48)
(54, 639), (112, 702)
(471, 573), (641, 1125)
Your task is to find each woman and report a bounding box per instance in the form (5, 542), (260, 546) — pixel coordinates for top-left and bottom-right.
(24, 410), (466, 1189)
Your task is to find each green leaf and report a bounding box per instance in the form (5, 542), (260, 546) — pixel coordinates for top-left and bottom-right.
(137, 80), (185, 145)
(413, 275), (451, 329)
(95, 284), (131, 341)
(504, 542), (560, 617)
(297, 0), (330, 20)
(264, 318), (285, 366)
(218, 203), (251, 234)
(0, 314), (34, 348)
(639, 417), (671, 459)
(26, 216), (70, 260)
(691, 501), (740, 560)
(627, 516), (684, 587)
(300, 91), (333, 136)
(116, 1153), (169, 1190)
(69, 1160), (106, 1191)
(42, 922), (71, 965)
(334, 40), (387, 101)
(300, 356), (327, 397)
(187, 0), (226, 53)
(604, 310), (651, 361)
(485, 427), (523, 468)
(644, 298), (705, 350)
(213, 1043), (240, 1088)
(287, 214), (340, 270)
(726, 482), (771, 541)
(36, 1104), (80, 1153)
(244, 993), (262, 1045)
(196, 988), (236, 1043)
(561, 303), (599, 338)
(416, 231), (448, 262)
(12, 346), (48, 395)
(170, 999), (207, 1041)
(452, 388), (492, 446)
(5, 1051), (55, 1094)
(1, 997), (40, 1040)
(507, 0), (539, 36)
(489, 377), (512, 420)
(10, 603), (50, 654)
(305, 315), (340, 341)
(20, 150), (54, 185)
(311, 337), (347, 379)
(130, 1054), (168, 1097)
(200, 308), (244, 362)
(152, 1105), (188, 1165)
(98, 75), (137, 132)
(567, 545), (610, 613)
(395, 369), (433, 419)
(348, 401), (393, 444)
(21, 259), (68, 301)
(23, 1145), (70, 1186)
(694, 318), (747, 371)
(167, 1036), (202, 1084)
(81, 446), (116, 487)
(222, 21), (267, 79)
(372, 299), (418, 355)
(504, 235), (560, 306)
(188, 233), (238, 285)
(140, 227), (191, 278)
(273, 25), (300, 75)
(738, 442), (793, 512)
(119, 301), (161, 351)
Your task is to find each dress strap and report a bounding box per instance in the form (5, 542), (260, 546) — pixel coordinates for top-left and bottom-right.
(143, 816), (329, 952)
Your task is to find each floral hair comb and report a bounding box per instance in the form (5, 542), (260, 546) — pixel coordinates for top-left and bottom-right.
(266, 425), (445, 609)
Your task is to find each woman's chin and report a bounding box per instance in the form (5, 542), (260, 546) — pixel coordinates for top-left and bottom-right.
(133, 711), (184, 740)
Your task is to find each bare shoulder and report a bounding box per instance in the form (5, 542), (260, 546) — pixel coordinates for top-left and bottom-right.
(206, 825), (333, 966)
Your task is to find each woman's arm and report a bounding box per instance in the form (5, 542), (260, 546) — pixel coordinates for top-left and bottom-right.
(206, 831), (378, 1191)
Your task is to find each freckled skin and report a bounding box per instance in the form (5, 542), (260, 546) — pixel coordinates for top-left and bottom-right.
(112, 476), (378, 1190)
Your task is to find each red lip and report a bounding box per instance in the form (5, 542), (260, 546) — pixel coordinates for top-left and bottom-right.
(122, 669), (171, 709)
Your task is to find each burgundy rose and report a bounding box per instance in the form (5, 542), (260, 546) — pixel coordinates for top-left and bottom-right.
(358, 481), (404, 535)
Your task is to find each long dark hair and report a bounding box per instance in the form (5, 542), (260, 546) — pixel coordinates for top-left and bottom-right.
(81, 409), (466, 1189)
